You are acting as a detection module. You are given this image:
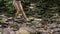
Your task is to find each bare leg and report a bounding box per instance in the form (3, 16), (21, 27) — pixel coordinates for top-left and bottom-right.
(13, 1), (29, 21)
(13, 1), (20, 19)
(19, 1), (29, 21)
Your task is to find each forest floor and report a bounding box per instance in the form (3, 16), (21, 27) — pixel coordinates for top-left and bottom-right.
(0, 15), (60, 34)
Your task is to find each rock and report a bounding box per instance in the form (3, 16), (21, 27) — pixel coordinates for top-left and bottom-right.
(8, 21), (14, 24)
(28, 17), (34, 20)
(21, 23), (27, 27)
(10, 31), (15, 34)
(57, 24), (60, 27)
(3, 28), (14, 34)
(52, 28), (60, 32)
(53, 32), (60, 34)
(0, 25), (2, 27)
(3, 28), (10, 34)
(42, 32), (48, 34)
(34, 18), (42, 22)
(8, 17), (13, 19)
(0, 31), (2, 34)
(0, 15), (8, 23)
(35, 23), (42, 28)
(8, 21), (17, 25)
(0, 28), (3, 32)
(32, 20), (42, 28)
(16, 30), (30, 34)
(19, 26), (36, 33)
(36, 28), (47, 32)
(48, 23), (57, 28)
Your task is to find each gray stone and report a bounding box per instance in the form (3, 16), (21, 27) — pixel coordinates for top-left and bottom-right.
(57, 24), (60, 27)
(42, 32), (48, 34)
(48, 23), (57, 28)
(3, 28), (10, 34)
(0, 28), (3, 32)
(53, 28), (60, 32)
(19, 26), (36, 33)
(3, 28), (14, 34)
(53, 32), (60, 34)
(9, 28), (15, 34)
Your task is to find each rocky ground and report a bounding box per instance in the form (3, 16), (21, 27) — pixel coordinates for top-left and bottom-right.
(0, 15), (60, 34)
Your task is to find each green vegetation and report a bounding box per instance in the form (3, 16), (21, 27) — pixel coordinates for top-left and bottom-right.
(0, 0), (60, 20)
